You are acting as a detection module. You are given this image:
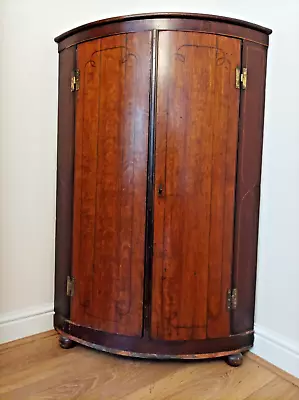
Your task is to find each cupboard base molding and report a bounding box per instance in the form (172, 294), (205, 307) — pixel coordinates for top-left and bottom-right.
(55, 314), (253, 360)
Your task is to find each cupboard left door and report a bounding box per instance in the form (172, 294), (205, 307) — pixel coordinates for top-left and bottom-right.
(71, 32), (151, 336)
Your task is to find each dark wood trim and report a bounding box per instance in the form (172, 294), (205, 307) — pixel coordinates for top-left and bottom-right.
(54, 46), (76, 319)
(55, 13), (272, 43)
(142, 30), (158, 338)
(231, 41), (268, 334)
(58, 331), (251, 360)
(55, 314), (253, 357)
(55, 15), (271, 52)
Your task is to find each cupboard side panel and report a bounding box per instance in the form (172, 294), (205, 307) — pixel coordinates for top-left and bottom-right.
(54, 46), (76, 321)
(232, 42), (268, 334)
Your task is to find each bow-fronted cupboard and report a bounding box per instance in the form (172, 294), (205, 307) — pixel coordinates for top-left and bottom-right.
(54, 13), (271, 366)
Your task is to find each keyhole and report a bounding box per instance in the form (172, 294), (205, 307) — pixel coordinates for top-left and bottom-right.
(158, 184), (164, 197)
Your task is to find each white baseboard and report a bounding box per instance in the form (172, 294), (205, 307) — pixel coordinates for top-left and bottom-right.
(0, 303), (54, 344)
(252, 324), (299, 378)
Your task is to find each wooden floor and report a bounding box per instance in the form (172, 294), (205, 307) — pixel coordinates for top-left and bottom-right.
(0, 331), (298, 399)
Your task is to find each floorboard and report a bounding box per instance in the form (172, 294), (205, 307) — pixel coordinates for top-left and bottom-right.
(0, 331), (298, 399)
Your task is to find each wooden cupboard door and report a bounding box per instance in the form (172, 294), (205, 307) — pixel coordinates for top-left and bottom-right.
(72, 32), (151, 336)
(151, 31), (241, 340)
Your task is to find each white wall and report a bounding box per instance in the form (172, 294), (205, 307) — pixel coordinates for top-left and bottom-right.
(1, 0), (298, 377)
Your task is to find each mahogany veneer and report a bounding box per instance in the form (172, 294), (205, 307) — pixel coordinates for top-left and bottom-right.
(54, 13), (271, 366)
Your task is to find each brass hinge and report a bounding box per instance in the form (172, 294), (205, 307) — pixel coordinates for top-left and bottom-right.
(227, 288), (238, 310)
(241, 67), (247, 89)
(235, 67), (241, 89)
(71, 69), (80, 92)
(235, 67), (247, 90)
(66, 276), (75, 297)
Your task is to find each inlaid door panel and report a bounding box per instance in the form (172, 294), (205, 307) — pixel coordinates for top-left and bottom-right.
(72, 32), (151, 336)
(151, 31), (241, 340)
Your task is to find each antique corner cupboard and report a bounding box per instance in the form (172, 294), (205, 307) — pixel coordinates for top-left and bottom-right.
(54, 13), (271, 366)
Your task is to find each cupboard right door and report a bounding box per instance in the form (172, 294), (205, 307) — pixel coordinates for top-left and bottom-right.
(151, 31), (241, 341)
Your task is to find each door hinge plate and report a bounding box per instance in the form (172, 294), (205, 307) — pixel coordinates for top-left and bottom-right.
(227, 288), (237, 310)
(241, 67), (247, 89)
(66, 276), (75, 297)
(235, 67), (241, 89)
(71, 69), (80, 92)
(236, 67), (247, 90)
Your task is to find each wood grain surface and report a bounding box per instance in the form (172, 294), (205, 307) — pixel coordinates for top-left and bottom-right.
(55, 13), (271, 43)
(151, 31), (240, 341)
(57, 318), (253, 356)
(72, 32), (151, 336)
(54, 16), (270, 357)
(0, 331), (298, 400)
(232, 41), (268, 334)
(55, 13), (271, 52)
(54, 46), (76, 319)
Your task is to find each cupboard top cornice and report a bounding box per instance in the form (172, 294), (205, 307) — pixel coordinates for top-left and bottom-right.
(54, 12), (272, 52)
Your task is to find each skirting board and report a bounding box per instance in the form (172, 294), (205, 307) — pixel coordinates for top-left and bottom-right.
(252, 324), (299, 379)
(0, 303), (54, 344)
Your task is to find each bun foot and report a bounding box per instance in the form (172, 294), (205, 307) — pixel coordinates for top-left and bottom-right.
(59, 335), (75, 349)
(226, 352), (243, 367)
